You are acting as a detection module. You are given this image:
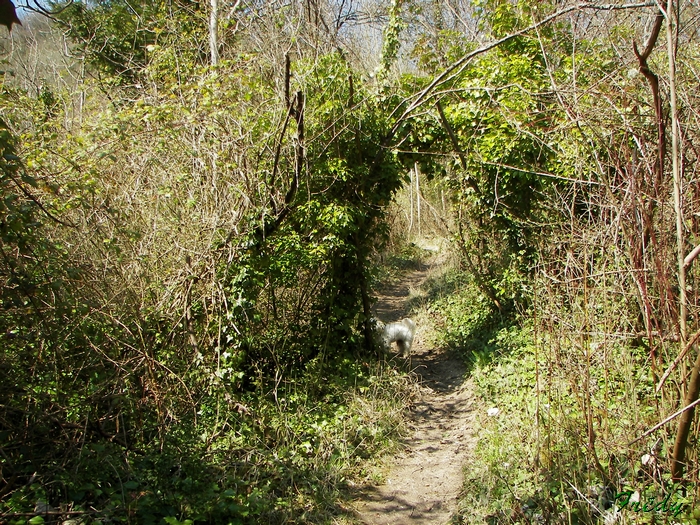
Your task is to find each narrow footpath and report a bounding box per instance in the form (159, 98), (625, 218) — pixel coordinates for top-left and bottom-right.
(353, 264), (476, 525)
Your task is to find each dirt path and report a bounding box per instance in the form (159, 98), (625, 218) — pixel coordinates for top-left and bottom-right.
(353, 263), (476, 525)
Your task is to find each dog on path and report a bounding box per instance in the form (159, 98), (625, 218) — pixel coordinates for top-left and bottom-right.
(372, 318), (417, 358)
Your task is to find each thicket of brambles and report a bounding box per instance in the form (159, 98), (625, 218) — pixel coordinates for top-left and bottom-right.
(403, 0), (700, 522)
(2, 0), (700, 523)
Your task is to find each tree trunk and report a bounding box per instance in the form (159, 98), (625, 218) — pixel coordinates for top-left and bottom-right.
(672, 350), (700, 480)
(667, 0), (693, 481)
(209, 0), (219, 66)
(415, 162), (421, 238)
(409, 168), (414, 237)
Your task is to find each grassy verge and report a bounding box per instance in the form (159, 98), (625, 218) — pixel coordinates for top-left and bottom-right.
(424, 269), (700, 525)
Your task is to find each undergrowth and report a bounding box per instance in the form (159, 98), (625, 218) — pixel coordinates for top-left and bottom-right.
(371, 242), (429, 288)
(423, 268), (508, 369)
(426, 270), (700, 525)
(2, 357), (413, 525)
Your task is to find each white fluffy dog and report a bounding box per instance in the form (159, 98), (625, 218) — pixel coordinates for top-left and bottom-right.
(372, 318), (417, 358)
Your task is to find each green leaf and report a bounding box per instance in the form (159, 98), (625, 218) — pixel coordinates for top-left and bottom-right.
(21, 174), (38, 187)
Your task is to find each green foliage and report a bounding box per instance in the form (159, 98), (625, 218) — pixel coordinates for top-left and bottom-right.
(204, 52), (407, 371)
(430, 232), (698, 524)
(445, 314), (686, 524)
(377, 0), (407, 82)
(14, 0), (700, 522)
(411, 28), (472, 75)
(51, 0), (206, 79)
(426, 270), (500, 361)
(2, 358), (410, 524)
(0, 3), (413, 521)
(401, 0), (700, 522)
(400, 0), (563, 312)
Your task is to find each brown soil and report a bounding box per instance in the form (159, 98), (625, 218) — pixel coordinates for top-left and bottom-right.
(352, 262), (477, 525)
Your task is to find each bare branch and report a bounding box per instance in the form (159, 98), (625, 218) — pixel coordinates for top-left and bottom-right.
(629, 397), (700, 445)
(389, 1), (657, 135)
(655, 328), (700, 393)
(19, 0), (74, 17)
(684, 243), (700, 269)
